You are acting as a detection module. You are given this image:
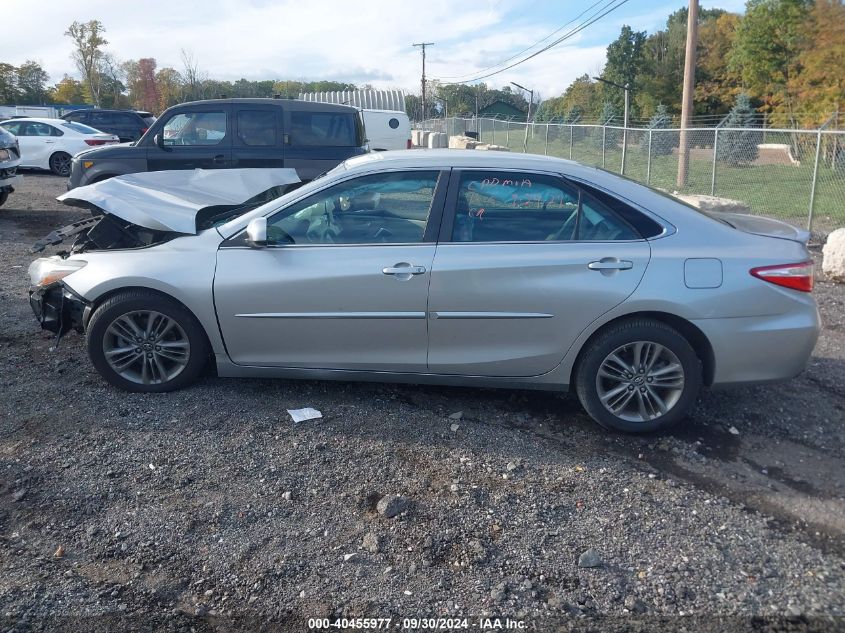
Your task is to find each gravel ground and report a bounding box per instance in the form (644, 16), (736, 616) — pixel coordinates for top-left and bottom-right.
(1, 173), (844, 633)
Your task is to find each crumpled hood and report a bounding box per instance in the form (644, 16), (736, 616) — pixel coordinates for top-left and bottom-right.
(57, 168), (300, 234)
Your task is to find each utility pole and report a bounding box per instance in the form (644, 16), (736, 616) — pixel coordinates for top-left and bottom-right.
(413, 42), (434, 122)
(676, 0), (699, 188)
(511, 81), (534, 152)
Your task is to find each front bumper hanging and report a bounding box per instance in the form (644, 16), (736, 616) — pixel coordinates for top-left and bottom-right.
(29, 283), (89, 337)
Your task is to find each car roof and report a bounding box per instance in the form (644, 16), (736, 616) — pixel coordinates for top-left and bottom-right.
(169, 98), (358, 113)
(342, 148), (581, 173)
(1, 117), (63, 124)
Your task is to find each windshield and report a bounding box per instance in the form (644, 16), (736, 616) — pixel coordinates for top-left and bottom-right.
(198, 183), (305, 230)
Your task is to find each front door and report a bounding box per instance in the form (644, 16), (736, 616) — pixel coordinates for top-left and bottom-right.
(214, 169), (446, 371)
(147, 107), (232, 171)
(427, 169), (651, 377)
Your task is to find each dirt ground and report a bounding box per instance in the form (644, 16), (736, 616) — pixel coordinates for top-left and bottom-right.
(1, 172), (844, 632)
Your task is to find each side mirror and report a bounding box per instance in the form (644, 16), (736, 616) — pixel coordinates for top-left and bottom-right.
(245, 217), (268, 248)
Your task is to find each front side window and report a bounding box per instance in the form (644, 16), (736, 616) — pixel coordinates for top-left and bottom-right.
(237, 110), (276, 146)
(162, 111), (227, 146)
(19, 122), (62, 137)
(289, 111), (356, 147)
(265, 171), (438, 245)
(451, 171), (640, 242)
(0, 122), (21, 135)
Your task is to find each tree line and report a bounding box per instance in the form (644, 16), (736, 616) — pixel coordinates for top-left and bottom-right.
(535, 0), (845, 128)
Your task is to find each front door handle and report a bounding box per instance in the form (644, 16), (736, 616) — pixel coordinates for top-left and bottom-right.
(212, 154), (226, 164)
(383, 263), (426, 275)
(588, 258), (633, 272)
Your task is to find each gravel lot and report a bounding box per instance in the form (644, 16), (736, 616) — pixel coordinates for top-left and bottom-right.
(1, 173), (844, 632)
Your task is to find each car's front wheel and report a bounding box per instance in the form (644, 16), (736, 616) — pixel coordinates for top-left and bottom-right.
(49, 151), (72, 177)
(86, 290), (209, 392)
(0, 190), (8, 207)
(575, 319), (702, 432)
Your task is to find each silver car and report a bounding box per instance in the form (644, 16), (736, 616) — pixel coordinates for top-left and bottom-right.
(28, 151), (820, 432)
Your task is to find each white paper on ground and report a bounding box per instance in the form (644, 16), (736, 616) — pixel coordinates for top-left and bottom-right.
(287, 407), (323, 423)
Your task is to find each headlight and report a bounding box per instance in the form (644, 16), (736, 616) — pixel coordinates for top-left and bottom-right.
(28, 258), (87, 287)
(0, 148), (9, 161)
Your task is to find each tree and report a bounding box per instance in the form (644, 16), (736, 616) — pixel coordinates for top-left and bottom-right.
(65, 20), (108, 106)
(729, 0), (811, 116)
(0, 63), (18, 103)
(789, 0), (845, 124)
(717, 93), (761, 165)
(137, 58), (160, 113)
(98, 53), (126, 109)
(595, 101), (620, 150)
(16, 61), (50, 104)
(51, 75), (86, 104)
(180, 49), (206, 101)
(640, 104), (677, 155)
(156, 67), (184, 112)
(601, 26), (646, 116)
(695, 12), (742, 115)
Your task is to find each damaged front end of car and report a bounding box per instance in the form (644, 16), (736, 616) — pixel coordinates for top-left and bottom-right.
(28, 168), (302, 339)
(0, 126), (22, 207)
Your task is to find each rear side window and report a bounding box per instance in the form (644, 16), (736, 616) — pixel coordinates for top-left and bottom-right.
(63, 111), (87, 122)
(237, 110), (277, 146)
(451, 171), (641, 242)
(289, 111), (357, 147)
(61, 121), (100, 135)
(90, 111), (118, 126)
(578, 181), (664, 238)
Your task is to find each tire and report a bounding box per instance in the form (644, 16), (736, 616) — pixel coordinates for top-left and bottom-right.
(49, 151), (72, 177)
(86, 290), (209, 393)
(0, 190), (8, 207)
(575, 318), (702, 433)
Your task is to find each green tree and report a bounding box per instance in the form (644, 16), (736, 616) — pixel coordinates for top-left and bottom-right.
(0, 63), (19, 103)
(718, 93), (761, 165)
(65, 20), (108, 106)
(729, 0), (811, 115)
(595, 101), (620, 150)
(16, 61), (50, 104)
(641, 104), (677, 155)
(601, 26), (646, 116)
(156, 67), (184, 112)
(695, 12), (742, 115)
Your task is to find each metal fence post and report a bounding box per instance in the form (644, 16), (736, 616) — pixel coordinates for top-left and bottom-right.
(711, 128), (719, 196)
(602, 126), (607, 168)
(646, 129), (653, 185)
(808, 128), (823, 233)
(620, 126), (627, 175)
(544, 123), (549, 156)
(506, 120), (510, 147)
(491, 119), (495, 145)
(569, 125), (574, 160)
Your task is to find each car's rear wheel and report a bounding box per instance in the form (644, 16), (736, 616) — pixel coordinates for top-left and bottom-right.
(575, 319), (702, 432)
(0, 190), (8, 207)
(49, 151), (72, 177)
(86, 290), (209, 392)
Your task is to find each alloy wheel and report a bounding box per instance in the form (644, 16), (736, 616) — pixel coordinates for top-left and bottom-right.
(102, 310), (190, 385)
(595, 341), (685, 423)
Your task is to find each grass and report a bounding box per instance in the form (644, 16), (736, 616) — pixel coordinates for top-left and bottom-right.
(477, 126), (845, 234)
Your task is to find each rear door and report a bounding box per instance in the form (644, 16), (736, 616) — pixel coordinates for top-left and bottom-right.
(283, 109), (361, 180)
(231, 106), (284, 168)
(147, 106), (232, 171)
(427, 169), (651, 377)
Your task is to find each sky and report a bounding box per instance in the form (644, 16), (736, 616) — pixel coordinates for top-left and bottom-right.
(0, 0), (746, 99)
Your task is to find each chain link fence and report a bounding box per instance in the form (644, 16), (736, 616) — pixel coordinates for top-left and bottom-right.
(417, 117), (845, 237)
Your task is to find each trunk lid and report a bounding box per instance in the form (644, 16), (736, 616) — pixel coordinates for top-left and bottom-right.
(714, 212), (810, 245)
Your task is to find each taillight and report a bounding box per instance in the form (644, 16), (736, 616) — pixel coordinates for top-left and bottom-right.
(750, 261), (814, 292)
(140, 128), (148, 135)
(84, 139), (108, 146)
(406, 138), (413, 149)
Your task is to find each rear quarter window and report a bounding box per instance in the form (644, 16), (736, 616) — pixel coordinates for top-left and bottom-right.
(289, 111), (357, 147)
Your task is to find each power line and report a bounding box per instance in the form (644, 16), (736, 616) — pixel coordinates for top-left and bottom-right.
(436, 0), (613, 82)
(431, 0), (630, 85)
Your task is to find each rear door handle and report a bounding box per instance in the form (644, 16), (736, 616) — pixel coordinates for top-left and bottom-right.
(588, 259), (633, 271)
(383, 264), (426, 275)
(212, 154), (226, 164)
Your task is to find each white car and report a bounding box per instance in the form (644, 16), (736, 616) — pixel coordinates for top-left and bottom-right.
(0, 118), (119, 177)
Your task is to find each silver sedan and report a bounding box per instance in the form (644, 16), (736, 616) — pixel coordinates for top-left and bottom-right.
(27, 151), (820, 432)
